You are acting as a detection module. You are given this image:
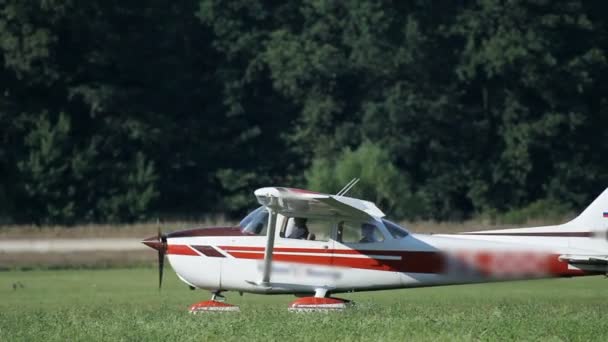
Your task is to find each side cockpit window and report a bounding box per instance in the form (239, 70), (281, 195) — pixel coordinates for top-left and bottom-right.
(240, 207), (269, 235)
(281, 217), (331, 241)
(382, 219), (409, 239)
(337, 221), (385, 244)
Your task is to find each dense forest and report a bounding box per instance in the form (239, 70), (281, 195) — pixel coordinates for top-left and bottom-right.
(1, 0), (607, 224)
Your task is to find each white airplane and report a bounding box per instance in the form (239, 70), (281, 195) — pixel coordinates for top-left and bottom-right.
(143, 186), (608, 312)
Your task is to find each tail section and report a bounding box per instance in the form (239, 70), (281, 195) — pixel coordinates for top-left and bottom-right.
(462, 187), (608, 236)
(454, 188), (608, 271)
(563, 187), (608, 230)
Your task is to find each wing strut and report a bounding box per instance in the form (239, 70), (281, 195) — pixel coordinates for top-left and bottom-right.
(261, 205), (278, 285)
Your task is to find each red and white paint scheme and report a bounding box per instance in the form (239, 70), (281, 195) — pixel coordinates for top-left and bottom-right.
(143, 187), (608, 311)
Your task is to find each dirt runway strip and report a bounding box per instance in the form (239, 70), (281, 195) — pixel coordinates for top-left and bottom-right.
(0, 239), (146, 253)
(0, 239), (152, 268)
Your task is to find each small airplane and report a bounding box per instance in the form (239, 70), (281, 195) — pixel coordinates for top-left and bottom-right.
(143, 183), (608, 312)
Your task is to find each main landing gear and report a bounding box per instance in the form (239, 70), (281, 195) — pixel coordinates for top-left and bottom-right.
(288, 297), (352, 312)
(188, 290), (353, 313)
(189, 291), (240, 313)
(287, 288), (353, 312)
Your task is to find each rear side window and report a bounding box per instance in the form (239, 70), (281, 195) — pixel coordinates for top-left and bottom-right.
(383, 219), (409, 239)
(281, 217), (333, 241)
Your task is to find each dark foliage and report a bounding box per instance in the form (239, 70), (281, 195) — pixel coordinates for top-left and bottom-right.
(1, 0), (607, 223)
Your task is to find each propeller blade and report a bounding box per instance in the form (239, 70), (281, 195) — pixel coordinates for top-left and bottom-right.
(157, 228), (167, 290)
(158, 249), (164, 290)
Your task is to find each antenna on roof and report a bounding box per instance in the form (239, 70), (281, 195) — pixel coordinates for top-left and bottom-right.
(336, 178), (360, 197)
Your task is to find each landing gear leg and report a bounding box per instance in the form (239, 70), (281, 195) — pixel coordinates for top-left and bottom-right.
(189, 290), (240, 313)
(211, 291), (225, 302)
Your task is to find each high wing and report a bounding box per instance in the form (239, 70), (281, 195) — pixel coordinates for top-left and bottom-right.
(249, 187), (385, 291)
(254, 187), (385, 221)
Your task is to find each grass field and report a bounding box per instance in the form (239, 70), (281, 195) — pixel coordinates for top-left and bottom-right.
(1, 268), (607, 341)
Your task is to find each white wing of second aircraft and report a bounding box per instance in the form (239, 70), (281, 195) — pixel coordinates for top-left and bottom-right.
(253, 187), (385, 221)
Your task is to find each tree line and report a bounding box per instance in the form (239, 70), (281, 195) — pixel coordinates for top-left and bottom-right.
(1, 0), (607, 224)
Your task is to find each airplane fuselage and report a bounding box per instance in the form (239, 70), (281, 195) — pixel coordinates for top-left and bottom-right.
(159, 214), (606, 296)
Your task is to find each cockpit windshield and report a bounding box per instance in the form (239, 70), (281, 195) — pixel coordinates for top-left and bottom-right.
(239, 206), (269, 235)
(382, 219), (409, 239)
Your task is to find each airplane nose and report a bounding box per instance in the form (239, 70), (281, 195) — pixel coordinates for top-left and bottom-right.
(142, 235), (163, 251)
(143, 230), (169, 290)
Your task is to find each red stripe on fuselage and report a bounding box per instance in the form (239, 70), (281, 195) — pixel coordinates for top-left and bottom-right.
(219, 246), (403, 255)
(221, 248), (445, 273)
(191, 245), (225, 257)
(169, 244), (593, 277)
(167, 244), (199, 256)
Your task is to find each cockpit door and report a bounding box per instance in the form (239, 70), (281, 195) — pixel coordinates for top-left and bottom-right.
(268, 216), (336, 288)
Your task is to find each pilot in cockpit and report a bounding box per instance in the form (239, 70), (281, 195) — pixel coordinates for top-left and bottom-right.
(288, 217), (310, 239)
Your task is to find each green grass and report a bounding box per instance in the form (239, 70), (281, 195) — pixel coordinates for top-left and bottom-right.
(1, 268), (607, 341)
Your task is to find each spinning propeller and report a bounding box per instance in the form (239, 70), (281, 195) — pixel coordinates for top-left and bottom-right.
(142, 226), (168, 290)
(157, 228), (167, 290)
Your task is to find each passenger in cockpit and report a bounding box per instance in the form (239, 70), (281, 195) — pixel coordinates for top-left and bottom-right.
(359, 223), (377, 243)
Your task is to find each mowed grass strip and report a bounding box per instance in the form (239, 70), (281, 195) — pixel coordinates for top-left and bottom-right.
(0, 268), (607, 341)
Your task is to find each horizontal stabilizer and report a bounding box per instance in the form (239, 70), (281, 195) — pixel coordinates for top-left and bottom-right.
(558, 255), (608, 266)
